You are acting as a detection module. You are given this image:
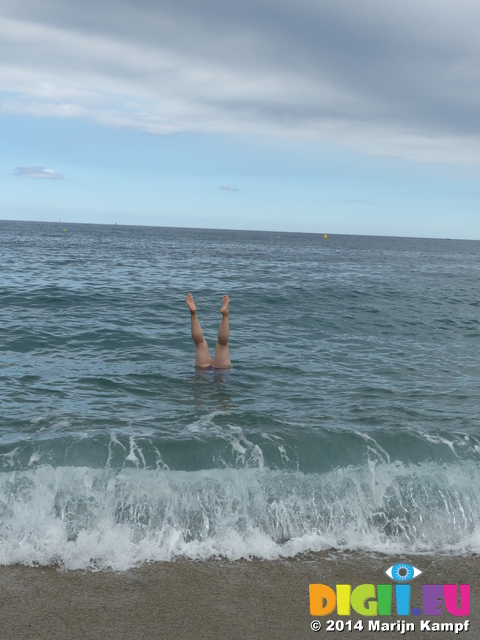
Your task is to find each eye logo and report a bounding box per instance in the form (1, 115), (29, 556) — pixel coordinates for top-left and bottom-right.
(385, 563), (422, 582)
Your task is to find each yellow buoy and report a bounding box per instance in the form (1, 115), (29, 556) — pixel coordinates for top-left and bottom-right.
(323, 234), (327, 239)
(63, 228), (66, 232)
(278, 235), (280, 238)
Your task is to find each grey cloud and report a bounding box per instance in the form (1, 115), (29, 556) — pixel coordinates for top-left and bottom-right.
(1, 0), (480, 161)
(14, 166), (64, 179)
(220, 185), (239, 191)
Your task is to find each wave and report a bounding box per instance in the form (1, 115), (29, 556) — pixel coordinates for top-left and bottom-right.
(1, 459), (479, 570)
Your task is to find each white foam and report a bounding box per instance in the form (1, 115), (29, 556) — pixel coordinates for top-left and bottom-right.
(0, 462), (478, 571)
(186, 410), (228, 433)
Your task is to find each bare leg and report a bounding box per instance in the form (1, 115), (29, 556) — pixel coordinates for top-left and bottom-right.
(185, 294), (213, 368)
(212, 296), (231, 368)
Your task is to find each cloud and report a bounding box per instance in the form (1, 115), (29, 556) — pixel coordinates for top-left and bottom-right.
(1, 0), (480, 162)
(220, 185), (239, 192)
(14, 166), (64, 179)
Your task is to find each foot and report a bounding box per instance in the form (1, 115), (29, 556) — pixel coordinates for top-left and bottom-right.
(185, 293), (196, 313)
(220, 295), (229, 315)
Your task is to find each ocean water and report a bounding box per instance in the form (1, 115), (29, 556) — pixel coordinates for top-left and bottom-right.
(1, 220), (479, 570)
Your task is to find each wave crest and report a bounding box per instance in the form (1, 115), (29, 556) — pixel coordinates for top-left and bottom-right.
(0, 460), (479, 570)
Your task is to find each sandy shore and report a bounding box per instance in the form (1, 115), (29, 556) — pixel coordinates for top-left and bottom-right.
(0, 552), (477, 640)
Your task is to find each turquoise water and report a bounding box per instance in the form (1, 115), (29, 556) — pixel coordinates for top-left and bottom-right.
(1, 220), (479, 569)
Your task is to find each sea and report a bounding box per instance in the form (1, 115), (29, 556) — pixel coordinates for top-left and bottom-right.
(1, 220), (479, 571)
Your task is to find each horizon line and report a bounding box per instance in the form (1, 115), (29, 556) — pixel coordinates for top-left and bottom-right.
(0, 217), (476, 242)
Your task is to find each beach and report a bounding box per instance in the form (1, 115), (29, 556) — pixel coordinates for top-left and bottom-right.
(1, 552), (477, 639)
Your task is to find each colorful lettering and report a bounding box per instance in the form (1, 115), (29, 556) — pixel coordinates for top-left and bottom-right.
(444, 584), (470, 616)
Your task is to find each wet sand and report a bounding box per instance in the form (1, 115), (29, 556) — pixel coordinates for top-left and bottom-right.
(0, 552), (477, 640)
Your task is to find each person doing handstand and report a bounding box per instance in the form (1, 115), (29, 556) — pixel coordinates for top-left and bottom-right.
(185, 293), (231, 368)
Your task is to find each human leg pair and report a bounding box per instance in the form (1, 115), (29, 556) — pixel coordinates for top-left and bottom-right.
(185, 294), (231, 368)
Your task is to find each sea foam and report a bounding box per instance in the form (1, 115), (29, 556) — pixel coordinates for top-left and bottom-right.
(0, 460), (478, 570)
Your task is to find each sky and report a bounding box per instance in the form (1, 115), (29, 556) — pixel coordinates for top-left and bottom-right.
(1, 0), (479, 238)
